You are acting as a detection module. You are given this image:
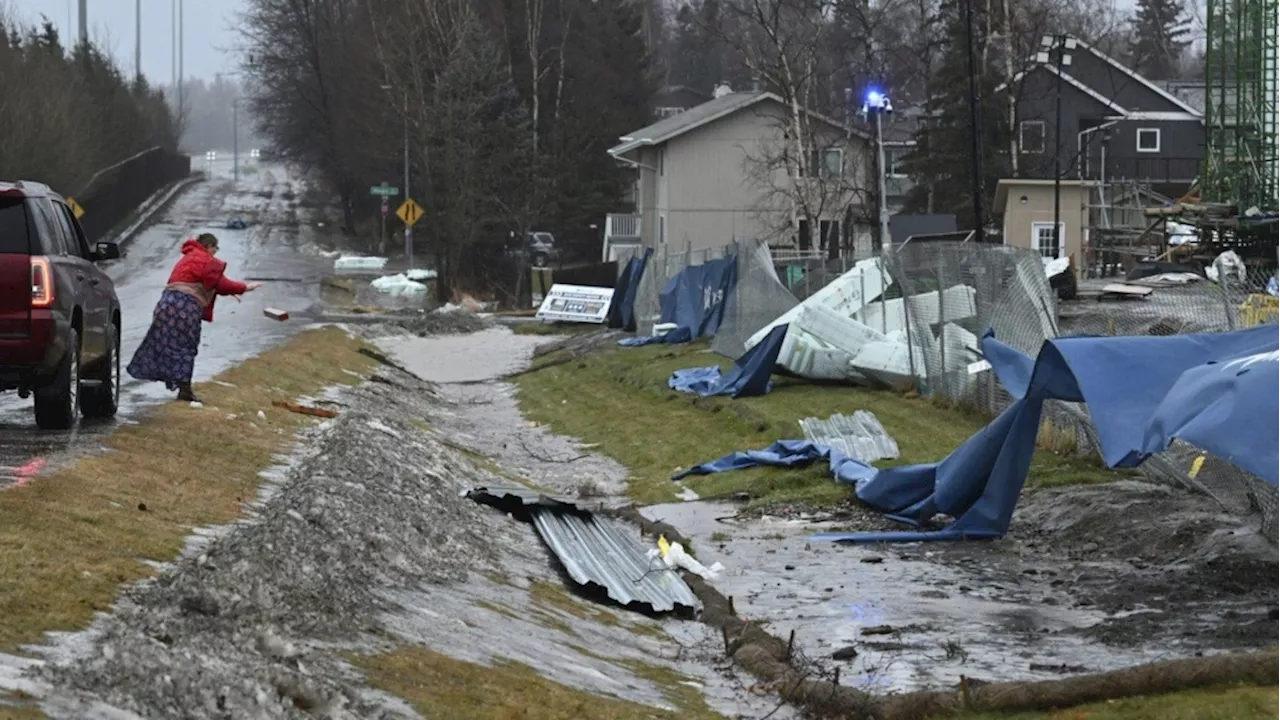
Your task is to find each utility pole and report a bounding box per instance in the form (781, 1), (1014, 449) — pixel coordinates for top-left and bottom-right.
(135, 0), (141, 83)
(402, 90), (412, 269)
(962, 0), (984, 234)
(178, 0), (185, 117)
(78, 0), (86, 46)
(1040, 35), (1076, 260)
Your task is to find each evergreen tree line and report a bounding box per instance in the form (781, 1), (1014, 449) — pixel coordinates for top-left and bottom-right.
(0, 11), (179, 195)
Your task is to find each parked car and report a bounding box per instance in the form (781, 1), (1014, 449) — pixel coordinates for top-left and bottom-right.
(0, 180), (123, 429)
(503, 231), (560, 268)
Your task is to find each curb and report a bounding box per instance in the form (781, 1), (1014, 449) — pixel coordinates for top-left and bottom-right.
(111, 175), (203, 249)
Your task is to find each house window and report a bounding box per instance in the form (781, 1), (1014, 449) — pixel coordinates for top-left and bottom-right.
(1032, 221), (1065, 259)
(805, 147), (844, 178)
(1136, 128), (1161, 153)
(659, 215), (666, 244)
(1019, 120), (1046, 154)
(819, 219), (840, 251)
(886, 146), (909, 177)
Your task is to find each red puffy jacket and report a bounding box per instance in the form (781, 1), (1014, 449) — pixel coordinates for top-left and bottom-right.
(166, 239), (247, 322)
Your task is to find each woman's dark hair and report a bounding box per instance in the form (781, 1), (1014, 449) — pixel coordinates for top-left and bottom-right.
(196, 233), (219, 250)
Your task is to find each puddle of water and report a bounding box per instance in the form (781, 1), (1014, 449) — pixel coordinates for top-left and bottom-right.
(641, 500), (1175, 691)
(380, 516), (795, 719)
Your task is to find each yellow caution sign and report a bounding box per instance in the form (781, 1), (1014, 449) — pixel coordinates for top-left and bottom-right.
(396, 198), (423, 227)
(66, 196), (85, 219)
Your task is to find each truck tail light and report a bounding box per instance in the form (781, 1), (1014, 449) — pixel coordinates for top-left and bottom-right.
(30, 256), (54, 308)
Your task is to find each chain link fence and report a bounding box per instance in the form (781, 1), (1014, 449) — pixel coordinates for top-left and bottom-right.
(614, 235), (1276, 543)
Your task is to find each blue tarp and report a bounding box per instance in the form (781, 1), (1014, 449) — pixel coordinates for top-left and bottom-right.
(668, 324), (789, 398)
(610, 249), (651, 332)
(618, 255), (737, 347)
(677, 326), (1279, 544)
(674, 439), (878, 486)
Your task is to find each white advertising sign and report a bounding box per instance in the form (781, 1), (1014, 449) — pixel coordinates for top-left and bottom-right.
(535, 284), (615, 324)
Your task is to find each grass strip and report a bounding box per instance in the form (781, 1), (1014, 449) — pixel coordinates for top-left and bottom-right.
(352, 646), (727, 720)
(514, 341), (1126, 506)
(0, 327), (375, 652)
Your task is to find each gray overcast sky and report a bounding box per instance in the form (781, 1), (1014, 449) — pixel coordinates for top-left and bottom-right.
(4, 0), (247, 83)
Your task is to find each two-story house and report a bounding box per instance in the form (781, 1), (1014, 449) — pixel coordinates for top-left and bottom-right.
(995, 37), (1206, 274)
(1003, 36), (1204, 196)
(604, 91), (873, 259)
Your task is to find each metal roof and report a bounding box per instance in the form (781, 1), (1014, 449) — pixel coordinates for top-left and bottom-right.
(467, 485), (699, 614)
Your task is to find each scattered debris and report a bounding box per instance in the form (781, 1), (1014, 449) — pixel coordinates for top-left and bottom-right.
(271, 400), (339, 419)
(371, 273), (428, 299)
(862, 625), (895, 636)
(466, 484), (699, 614)
(799, 410), (900, 463)
(831, 646), (859, 661)
(263, 307), (290, 321)
(333, 255), (388, 272)
(1098, 283), (1155, 300)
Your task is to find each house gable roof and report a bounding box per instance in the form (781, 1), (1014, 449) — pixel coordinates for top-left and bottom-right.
(609, 92), (867, 158)
(996, 37), (1203, 119)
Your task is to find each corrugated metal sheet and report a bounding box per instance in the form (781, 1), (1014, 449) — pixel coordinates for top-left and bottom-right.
(531, 510), (699, 613)
(467, 484), (699, 614)
(799, 411), (900, 463)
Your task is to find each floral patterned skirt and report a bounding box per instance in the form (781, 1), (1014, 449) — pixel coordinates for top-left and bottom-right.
(126, 290), (203, 390)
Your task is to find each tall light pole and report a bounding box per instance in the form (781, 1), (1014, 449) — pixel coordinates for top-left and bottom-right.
(217, 72), (242, 182)
(863, 89), (894, 252)
(1039, 35), (1075, 260)
(78, 0), (86, 46)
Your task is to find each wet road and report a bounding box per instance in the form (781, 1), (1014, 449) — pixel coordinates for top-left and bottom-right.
(0, 159), (339, 483)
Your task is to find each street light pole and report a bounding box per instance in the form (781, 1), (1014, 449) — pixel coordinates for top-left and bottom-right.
(863, 90), (894, 252)
(233, 98), (240, 182)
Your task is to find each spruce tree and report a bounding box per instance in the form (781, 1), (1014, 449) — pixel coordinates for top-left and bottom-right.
(1129, 0), (1191, 81)
(900, 0), (1009, 230)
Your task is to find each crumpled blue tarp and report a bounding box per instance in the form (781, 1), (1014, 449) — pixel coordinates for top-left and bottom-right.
(668, 324), (788, 398)
(673, 440), (878, 486)
(677, 325), (1279, 544)
(618, 255), (737, 347)
(610, 249), (651, 332)
(226, 218), (247, 229)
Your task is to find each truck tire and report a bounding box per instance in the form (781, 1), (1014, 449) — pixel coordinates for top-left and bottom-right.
(82, 322), (120, 419)
(34, 328), (81, 431)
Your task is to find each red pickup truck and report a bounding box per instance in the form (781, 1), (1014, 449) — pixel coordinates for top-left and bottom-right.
(0, 180), (123, 429)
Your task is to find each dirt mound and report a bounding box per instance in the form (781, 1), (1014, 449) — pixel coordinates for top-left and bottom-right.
(39, 376), (497, 717)
(1016, 480), (1275, 566)
(396, 309), (492, 336)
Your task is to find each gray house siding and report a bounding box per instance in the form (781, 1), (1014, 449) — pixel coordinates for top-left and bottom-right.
(1016, 67), (1117, 179)
(1060, 50), (1187, 113)
(1013, 64), (1203, 191)
(1091, 119), (1203, 183)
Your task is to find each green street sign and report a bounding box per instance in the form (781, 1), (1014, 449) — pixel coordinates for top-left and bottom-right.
(369, 185), (400, 197)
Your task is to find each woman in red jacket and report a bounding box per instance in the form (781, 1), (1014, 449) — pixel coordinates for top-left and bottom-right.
(127, 233), (261, 402)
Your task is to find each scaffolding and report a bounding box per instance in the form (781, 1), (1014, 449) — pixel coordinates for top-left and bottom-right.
(1203, 0), (1279, 212)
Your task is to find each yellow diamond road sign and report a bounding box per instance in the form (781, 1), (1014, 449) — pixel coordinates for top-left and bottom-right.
(396, 198), (423, 227)
(66, 197), (85, 219)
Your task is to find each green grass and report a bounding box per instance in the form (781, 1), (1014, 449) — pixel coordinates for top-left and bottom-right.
(958, 684), (1277, 719)
(513, 321), (602, 336)
(514, 341), (1126, 507)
